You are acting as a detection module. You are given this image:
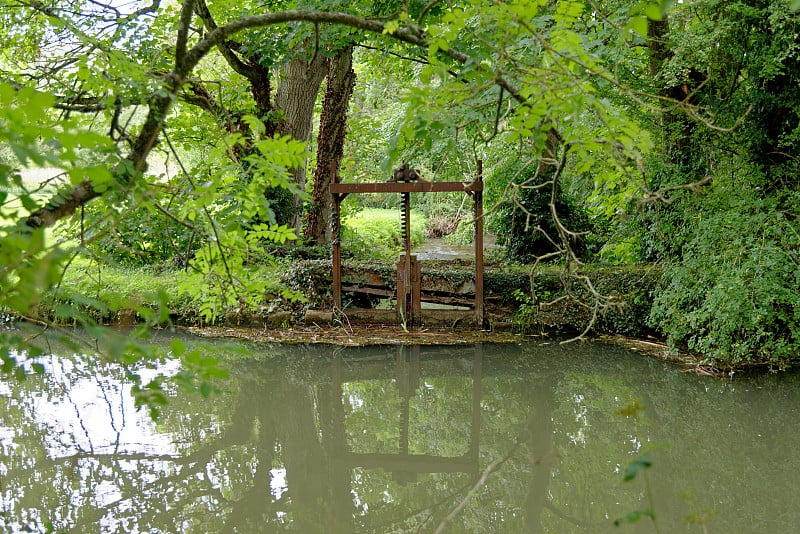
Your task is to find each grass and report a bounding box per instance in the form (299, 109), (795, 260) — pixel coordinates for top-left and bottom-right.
(342, 208), (427, 259)
(52, 257), (195, 321)
(51, 253), (304, 325)
(44, 223), (661, 341)
(44, 208), (432, 324)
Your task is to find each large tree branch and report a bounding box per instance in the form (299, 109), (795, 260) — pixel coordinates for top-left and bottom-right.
(25, 79), (179, 229)
(174, 0), (196, 75)
(194, 0), (264, 81)
(185, 10), (526, 102)
(25, 7), (527, 230)
(25, 0), (198, 229)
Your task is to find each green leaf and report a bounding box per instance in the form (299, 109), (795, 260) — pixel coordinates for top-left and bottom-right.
(241, 114), (266, 138)
(170, 338), (186, 357)
(616, 400), (645, 418)
(626, 16), (649, 37)
(644, 4), (663, 21)
(14, 365), (26, 381)
(0, 82), (14, 102)
(623, 454), (653, 482)
(383, 20), (400, 35)
(614, 508), (654, 526)
(1, 354), (17, 374)
(85, 165), (114, 192)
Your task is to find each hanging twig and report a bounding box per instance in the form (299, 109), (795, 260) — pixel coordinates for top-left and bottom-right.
(434, 440), (523, 534)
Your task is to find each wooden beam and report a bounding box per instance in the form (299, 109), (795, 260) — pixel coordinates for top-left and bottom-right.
(341, 285), (475, 308)
(331, 180), (483, 194)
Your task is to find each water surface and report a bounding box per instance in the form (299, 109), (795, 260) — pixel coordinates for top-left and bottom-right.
(1, 333), (798, 532)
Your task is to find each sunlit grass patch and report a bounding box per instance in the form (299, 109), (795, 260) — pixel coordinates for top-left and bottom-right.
(342, 208), (427, 259)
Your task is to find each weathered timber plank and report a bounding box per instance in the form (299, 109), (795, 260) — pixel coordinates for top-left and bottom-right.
(331, 181), (482, 194)
(341, 269), (475, 296)
(341, 285), (475, 307)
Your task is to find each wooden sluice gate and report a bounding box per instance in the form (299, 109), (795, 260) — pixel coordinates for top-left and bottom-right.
(338, 260), (478, 303)
(330, 161), (486, 328)
(327, 345), (483, 480)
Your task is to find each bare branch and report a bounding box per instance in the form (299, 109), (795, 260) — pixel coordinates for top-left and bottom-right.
(434, 440), (522, 533)
(180, 78), (222, 114)
(355, 42), (428, 65)
(120, 0), (160, 23)
(637, 175), (713, 204)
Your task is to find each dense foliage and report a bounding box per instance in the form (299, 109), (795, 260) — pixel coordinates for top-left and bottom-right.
(342, 208), (427, 259)
(634, 0), (800, 364)
(1, 0), (800, 379)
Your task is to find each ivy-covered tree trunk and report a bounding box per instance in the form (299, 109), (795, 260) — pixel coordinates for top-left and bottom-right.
(499, 129), (590, 263)
(273, 52), (328, 232)
(304, 45), (356, 246)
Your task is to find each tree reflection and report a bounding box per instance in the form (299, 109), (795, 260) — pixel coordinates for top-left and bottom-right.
(2, 338), (800, 532)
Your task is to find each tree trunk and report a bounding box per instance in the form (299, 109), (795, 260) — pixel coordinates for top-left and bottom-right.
(273, 52), (329, 231)
(647, 14), (704, 164)
(304, 45), (356, 245)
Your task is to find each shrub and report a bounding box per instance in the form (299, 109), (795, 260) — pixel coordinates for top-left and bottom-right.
(75, 198), (199, 267)
(650, 188), (800, 365)
(426, 213), (462, 239)
(443, 218), (474, 246)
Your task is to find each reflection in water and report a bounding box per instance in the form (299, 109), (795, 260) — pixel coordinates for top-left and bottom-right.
(2, 335), (800, 532)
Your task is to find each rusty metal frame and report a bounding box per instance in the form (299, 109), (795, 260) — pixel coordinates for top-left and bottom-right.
(331, 161), (485, 328)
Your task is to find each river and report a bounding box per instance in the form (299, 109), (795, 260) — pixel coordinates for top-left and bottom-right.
(1, 330), (798, 532)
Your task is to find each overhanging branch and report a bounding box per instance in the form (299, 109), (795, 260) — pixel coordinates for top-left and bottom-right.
(194, 0), (263, 80)
(24, 6), (530, 230)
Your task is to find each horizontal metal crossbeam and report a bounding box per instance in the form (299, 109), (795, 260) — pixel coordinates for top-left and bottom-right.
(331, 180), (483, 194)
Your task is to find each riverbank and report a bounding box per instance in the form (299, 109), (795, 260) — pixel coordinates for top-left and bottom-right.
(43, 258), (661, 336)
(23, 257), (785, 373)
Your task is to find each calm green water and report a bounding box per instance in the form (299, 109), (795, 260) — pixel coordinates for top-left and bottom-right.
(2, 332), (799, 533)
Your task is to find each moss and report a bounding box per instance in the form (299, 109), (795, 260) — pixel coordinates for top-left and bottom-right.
(285, 259), (661, 338)
(479, 263), (660, 337)
(46, 255), (661, 339)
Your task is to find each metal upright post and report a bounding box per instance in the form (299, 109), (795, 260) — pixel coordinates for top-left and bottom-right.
(331, 162), (342, 310)
(474, 161), (485, 328)
(396, 256), (407, 322)
(469, 343), (483, 470)
(403, 191), (412, 324)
